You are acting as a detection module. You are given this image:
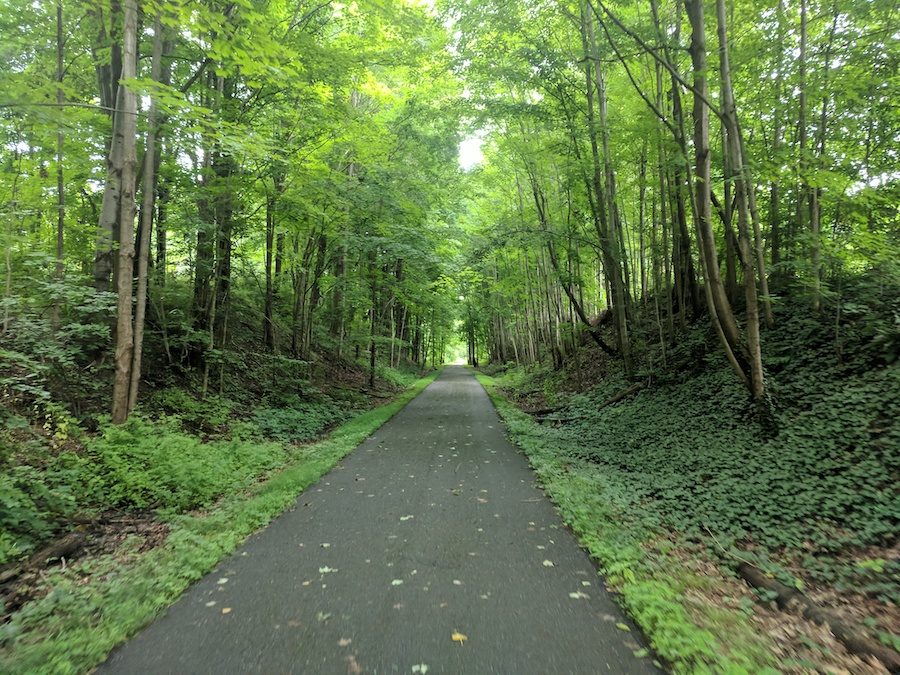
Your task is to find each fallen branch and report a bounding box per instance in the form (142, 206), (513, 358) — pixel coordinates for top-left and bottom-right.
(27, 532), (84, 568)
(737, 562), (900, 672)
(0, 532), (85, 587)
(527, 407), (560, 416)
(535, 416), (575, 425)
(597, 383), (643, 411)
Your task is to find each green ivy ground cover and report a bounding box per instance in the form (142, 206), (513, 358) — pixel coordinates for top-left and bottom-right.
(0, 368), (442, 675)
(476, 372), (780, 674)
(475, 304), (900, 672)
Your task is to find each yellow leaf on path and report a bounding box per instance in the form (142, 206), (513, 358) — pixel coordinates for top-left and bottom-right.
(222, 607), (232, 614)
(451, 632), (467, 644)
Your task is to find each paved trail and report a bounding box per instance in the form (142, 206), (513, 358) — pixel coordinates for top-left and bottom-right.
(100, 366), (660, 674)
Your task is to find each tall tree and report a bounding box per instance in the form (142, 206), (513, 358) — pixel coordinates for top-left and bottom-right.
(110, 0), (138, 424)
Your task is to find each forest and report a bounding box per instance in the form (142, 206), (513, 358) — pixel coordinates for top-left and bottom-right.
(0, 0), (898, 672)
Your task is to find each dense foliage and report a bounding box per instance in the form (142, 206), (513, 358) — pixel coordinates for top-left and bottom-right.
(480, 285), (900, 669)
(1, 0), (899, 670)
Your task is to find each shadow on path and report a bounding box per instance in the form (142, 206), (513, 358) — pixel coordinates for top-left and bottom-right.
(100, 366), (661, 674)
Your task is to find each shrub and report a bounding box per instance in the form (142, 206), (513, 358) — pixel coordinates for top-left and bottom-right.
(252, 397), (348, 444)
(86, 416), (287, 511)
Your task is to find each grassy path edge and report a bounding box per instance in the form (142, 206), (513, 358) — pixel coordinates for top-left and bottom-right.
(474, 370), (781, 675)
(1, 367), (444, 675)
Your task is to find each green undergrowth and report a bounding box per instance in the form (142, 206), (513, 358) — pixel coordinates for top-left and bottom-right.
(0, 367), (442, 675)
(488, 305), (899, 582)
(0, 373), (365, 566)
(477, 372), (780, 674)
(476, 291), (900, 670)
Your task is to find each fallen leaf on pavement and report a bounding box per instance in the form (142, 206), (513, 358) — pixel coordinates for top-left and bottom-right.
(338, 638), (352, 647)
(542, 560), (555, 567)
(616, 623), (631, 631)
(451, 632), (467, 644)
(221, 607), (231, 614)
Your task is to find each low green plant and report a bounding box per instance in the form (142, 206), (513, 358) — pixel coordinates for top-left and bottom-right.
(0, 367), (443, 675)
(149, 389), (235, 435)
(86, 415), (288, 511)
(0, 419), (84, 564)
(252, 396), (348, 443)
(374, 363), (421, 389)
(476, 371), (780, 674)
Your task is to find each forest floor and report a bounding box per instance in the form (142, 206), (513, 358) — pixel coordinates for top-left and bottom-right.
(478, 302), (899, 674)
(0, 348), (437, 674)
(0, 352), (409, 624)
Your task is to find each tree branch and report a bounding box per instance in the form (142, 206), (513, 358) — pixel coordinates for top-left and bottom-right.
(588, 0), (724, 121)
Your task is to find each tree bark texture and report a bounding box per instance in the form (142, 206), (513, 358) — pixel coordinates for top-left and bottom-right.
(111, 0), (138, 424)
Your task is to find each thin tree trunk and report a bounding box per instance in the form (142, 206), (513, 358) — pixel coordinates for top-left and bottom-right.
(53, 3), (65, 330)
(685, 0), (747, 387)
(769, 0), (785, 269)
(368, 252), (378, 388)
(583, 4), (630, 370)
(264, 187), (276, 350)
(111, 0), (138, 424)
(810, 6), (839, 311)
(797, 0), (810, 302)
(128, 14), (165, 414)
(716, 0), (765, 402)
(639, 143), (648, 302)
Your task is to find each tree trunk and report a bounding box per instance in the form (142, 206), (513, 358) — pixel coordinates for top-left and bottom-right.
(368, 256), (377, 388)
(797, 0), (811, 303)
(716, 0), (765, 403)
(128, 13), (165, 414)
(91, 1), (123, 293)
(583, 5), (631, 371)
(684, 0), (748, 388)
(769, 0), (785, 269)
(52, 3), (65, 331)
(111, 0), (138, 424)
(264, 187), (276, 350)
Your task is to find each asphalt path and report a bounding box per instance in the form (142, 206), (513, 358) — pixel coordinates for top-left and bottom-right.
(99, 366), (661, 674)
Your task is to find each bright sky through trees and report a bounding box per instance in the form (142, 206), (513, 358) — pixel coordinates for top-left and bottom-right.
(458, 135), (484, 169)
